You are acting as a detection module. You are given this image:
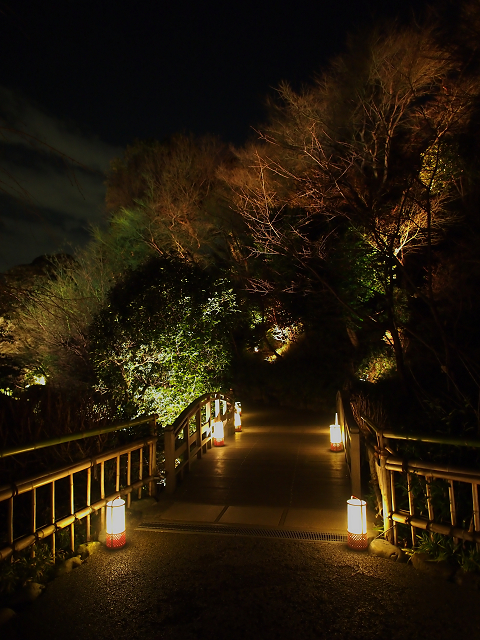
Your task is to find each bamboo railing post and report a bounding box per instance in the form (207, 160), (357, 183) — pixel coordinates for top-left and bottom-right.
(196, 408), (202, 459)
(350, 428), (361, 499)
(390, 470), (397, 546)
(69, 473), (75, 553)
(149, 416), (157, 498)
(51, 482), (55, 560)
(378, 431), (393, 542)
(127, 451), (132, 507)
(426, 477), (434, 538)
(115, 455), (120, 494)
(164, 425), (176, 494)
(448, 480), (458, 545)
(86, 467), (91, 542)
(7, 497), (13, 560)
(100, 461), (105, 533)
(473, 482), (480, 551)
(206, 400), (211, 450)
(184, 420), (190, 475)
(407, 472), (416, 547)
(138, 448), (143, 500)
(31, 488), (36, 558)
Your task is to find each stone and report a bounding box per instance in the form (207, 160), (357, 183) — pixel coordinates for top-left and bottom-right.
(76, 541), (102, 560)
(368, 538), (406, 562)
(410, 552), (456, 580)
(55, 555), (82, 576)
(0, 607), (16, 626)
(9, 582), (45, 606)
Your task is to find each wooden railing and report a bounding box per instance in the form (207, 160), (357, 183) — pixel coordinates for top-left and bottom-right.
(0, 415), (158, 561)
(336, 391), (362, 498)
(164, 391), (234, 494)
(0, 391), (235, 562)
(361, 415), (480, 547)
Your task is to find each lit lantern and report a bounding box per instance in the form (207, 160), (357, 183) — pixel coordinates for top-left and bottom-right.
(106, 496), (126, 548)
(347, 496), (368, 550)
(330, 413), (343, 451)
(234, 401), (242, 432)
(213, 419), (225, 446)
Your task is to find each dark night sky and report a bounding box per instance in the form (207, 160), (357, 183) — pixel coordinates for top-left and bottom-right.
(0, 0), (430, 272)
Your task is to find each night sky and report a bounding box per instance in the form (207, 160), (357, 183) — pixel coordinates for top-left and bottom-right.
(0, 0), (429, 272)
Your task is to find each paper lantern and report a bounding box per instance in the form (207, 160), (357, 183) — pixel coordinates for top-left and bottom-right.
(330, 413), (343, 451)
(213, 419), (225, 446)
(106, 496), (126, 548)
(347, 496), (368, 550)
(234, 402), (242, 432)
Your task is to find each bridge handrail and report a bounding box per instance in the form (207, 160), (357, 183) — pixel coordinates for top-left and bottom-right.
(336, 390), (361, 498)
(0, 392), (232, 562)
(0, 414), (157, 459)
(164, 391), (234, 494)
(359, 413), (480, 547)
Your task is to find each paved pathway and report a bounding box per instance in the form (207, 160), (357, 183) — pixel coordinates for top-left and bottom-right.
(4, 404), (480, 639)
(140, 403), (354, 535)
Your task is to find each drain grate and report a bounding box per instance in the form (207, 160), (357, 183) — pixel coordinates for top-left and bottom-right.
(136, 521), (347, 542)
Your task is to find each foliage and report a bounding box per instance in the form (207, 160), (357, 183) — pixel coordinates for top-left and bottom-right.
(0, 386), (116, 483)
(105, 134), (247, 268)
(88, 255), (245, 423)
(413, 531), (480, 575)
(0, 544), (54, 598)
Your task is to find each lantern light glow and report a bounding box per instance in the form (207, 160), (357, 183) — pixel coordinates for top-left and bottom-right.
(234, 401), (242, 432)
(330, 413), (343, 451)
(106, 496), (126, 548)
(347, 496), (368, 550)
(213, 419), (225, 446)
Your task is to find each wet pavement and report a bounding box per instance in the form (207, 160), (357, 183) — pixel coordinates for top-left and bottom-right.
(141, 404), (353, 535)
(3, 405), (480, 639)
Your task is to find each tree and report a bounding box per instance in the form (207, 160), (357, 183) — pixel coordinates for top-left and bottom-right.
(224, 18), (480, 411)
(104, 134), (248, 269)
(88, 255), (245, 422)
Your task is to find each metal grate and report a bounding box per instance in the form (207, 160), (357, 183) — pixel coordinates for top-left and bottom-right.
(136, 521), (347, 542)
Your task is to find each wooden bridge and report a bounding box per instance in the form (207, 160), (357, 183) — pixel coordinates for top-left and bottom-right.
(4, 395), (480, 639)
(138, 403), (354, 538)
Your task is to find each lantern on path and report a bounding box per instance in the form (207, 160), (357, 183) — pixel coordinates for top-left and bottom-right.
(330, 413), (343, 452)
(234, 401), (242, 432)
(106, 496), (126, 548)
(347, 496), (368, 550)
(213, 418), (225, 446)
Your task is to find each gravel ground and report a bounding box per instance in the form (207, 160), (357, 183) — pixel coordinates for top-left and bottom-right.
(3, 527), (480, 640)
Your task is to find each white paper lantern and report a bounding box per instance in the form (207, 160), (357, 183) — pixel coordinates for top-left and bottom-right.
(213, 419), (225, 446)
(347, 496), (368, 550)
(106, 496), (126, 548)
(330, 413), (343, 451)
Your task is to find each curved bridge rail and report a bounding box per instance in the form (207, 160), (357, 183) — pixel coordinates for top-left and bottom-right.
(336, 391), (361, 498)
(361, 415), (480, 548)
(0, 391), (233, 562)
(0, 415), (158, 562)
(164, 392), (234, 494)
